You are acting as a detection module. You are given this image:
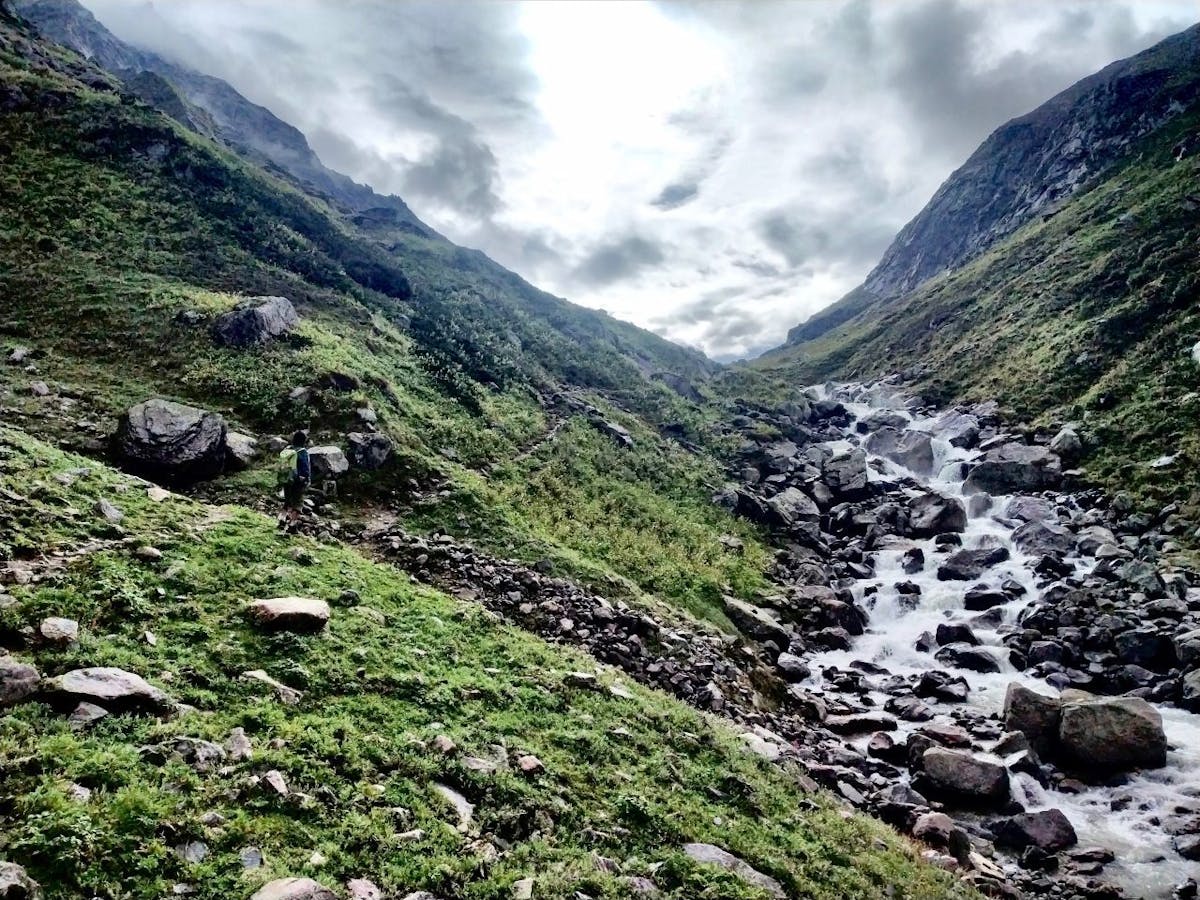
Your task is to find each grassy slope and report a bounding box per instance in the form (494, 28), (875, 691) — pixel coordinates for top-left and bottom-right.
(754, 107), (1200, 511)
(0, 426), (968, 900)
(0, 15), (765, 629)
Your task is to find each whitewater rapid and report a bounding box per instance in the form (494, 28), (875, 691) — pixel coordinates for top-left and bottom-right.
(804, 383), (1200, 898)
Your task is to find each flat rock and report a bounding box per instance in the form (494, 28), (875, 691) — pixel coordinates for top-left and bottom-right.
(245, 597), (331, 633)
(44, 667), (170, 713)
(682, 843), (785, 898)
(920, 747), (1010, 805)
(249, 878), (335, 900)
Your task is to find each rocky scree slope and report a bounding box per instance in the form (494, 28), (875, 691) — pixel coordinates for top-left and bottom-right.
(756, 24), (1200, 514)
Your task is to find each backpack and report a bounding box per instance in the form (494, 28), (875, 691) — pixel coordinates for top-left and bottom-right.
(276, 447), (299, 486)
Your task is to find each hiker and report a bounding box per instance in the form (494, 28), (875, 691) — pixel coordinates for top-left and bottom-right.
(278, 430), (311, 527)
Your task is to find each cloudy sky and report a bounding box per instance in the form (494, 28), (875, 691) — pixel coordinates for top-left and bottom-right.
(84, 0), (1196, 360)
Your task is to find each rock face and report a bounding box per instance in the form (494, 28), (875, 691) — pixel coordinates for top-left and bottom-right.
(113, 399), (227, 484)
(43, 667), (171, 713)
(246, 597), (331, 633)
(308, 446), (350, 480)
(919, 747), (1010, 804)
(211, 296), (298, 348)
(0, 659), (39, 707)
(1058, 695), (1167, 771)
(681, 843), (784, 898)
(249, 879), (336, 900)
(963, 444), (1062, 495)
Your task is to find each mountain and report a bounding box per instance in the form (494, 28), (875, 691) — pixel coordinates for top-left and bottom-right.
(784, 23), (1200, 346)
(760, 23), (1200, 510)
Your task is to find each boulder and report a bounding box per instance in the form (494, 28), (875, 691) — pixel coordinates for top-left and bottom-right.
(1003, 684), (1061, 756)
(347, 432), (393, 471)
(211, 296), (299, 348)
(246, 597), (331, 633)
(935, 645), (1001, 674)
(0, 862), (40, 900)
(907, 493), (967, 538)
(0, 658), (39, 707)
(1012, 520), (1074, 557)
(933, 411), (980, 448)
(937, 546), (1010, 581)
(936, 624), (978, 646)
(113, 399), (227, 484)
(1003, 496), (1056, 523)
(1049, 427), (1083, 463)
(38, 617), (78, 646)
(224, 431), (259, 471)
(308, 446), (350, 480)
(765, 487), (820, 530)
(865, 427), (935, 475)
(991, 809), (1077, 853)
(823, 449), (869, 498)
(1058, 695), (1166, 771)
(681, 843), (784, 898)
(724, 597), (790, 648)
(250, 879), (336, 900)
(589, 415), (634, 448)
(920, 747), (1010, 804)
(1180, 669), (1200, 713)
(774, 652), (810, 682)
(963, 444), (1062, 495)
(43, 667), (171, 713)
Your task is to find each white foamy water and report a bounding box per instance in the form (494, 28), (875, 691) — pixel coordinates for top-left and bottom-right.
(804, 383), (1200, 898)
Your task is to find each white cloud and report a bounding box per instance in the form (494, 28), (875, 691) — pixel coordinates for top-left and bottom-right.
(83, 0), (1197, 359)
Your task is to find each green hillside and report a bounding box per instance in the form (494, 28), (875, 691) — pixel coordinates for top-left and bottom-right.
(755, 106), (1200, 512)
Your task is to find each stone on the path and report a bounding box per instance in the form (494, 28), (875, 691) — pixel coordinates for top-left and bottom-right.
(308, 446), (350, 480)
(347, 432), (393, 471)
(44, 667), (170, 713)
(0, 658), (39, 707)
(68, 701), (108, 730)
(681, 843), (785, 898)
(39, 617), (79, 646)
(991, 809), (1077, 853)
(920, 747), (1010, 804)
(113, 399), (228, 484)
(1058, 695), (1167, 771)
(0, 861), (40, 900)
(211, 296), (298, 348)
(245, 597), (330, 633)
(249, 878), (335, 900)
(223, 432), (259, 471)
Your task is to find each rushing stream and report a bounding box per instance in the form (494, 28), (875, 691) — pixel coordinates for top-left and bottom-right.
(803, 383), (1200, 898)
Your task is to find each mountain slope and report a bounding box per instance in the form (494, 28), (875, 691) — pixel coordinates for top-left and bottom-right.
(784, 23), (1200, 346)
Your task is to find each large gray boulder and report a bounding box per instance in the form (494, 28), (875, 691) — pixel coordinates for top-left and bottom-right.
(723, 597), (791, 648)
(0, 658), (39, 707)
(906, 492), (967, 537)
(43, 667), (171, 714)
(823, 448), (869, 498)
(937, 546), (1010, 581)
(765, 487), (820, 530)
(920, 747), (1010, 804)
(308, 446), (350, 480)
(681, 843), (784, 898)
(113, 399), (227, 484)
(865, 427), (935, 475)
(1058, 695), (1166, 771)
(0, 862), (40, 900)
(347, 432), (393, 471)
(1012, 520), (1074, 556)
(211, 296), (298, 348)
(991, 809), (1077, 852)
(223, 431), (259, 471)
(963, 443), (1062, 495)
(1003, 683), (1061, 756)
(932, 411), (981, 449)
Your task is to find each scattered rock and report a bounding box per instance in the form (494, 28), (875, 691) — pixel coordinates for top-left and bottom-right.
(0, 862), (40, 900)
(38, 617), (78, 646)
(113, 399), (228, 484)
(0, 658), (39, 707)
(44, 667), (170, 713)
(308, 446), (350, 480)
(245, 597), (331, 633)
(681, 843), (785, 898)
(249, 878), (335, 900)
(1058, 695), (1167, 771)
(211, 296), (299, 348)
(347, 432), (393, 471)
(224, 431), (259, 470)
(991, 809), (1077, 853)
(919, 747), (1010, 805)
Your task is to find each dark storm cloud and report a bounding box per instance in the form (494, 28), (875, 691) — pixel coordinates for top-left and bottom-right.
(755, 209), (893, 271)
(573, 236), (667, 287)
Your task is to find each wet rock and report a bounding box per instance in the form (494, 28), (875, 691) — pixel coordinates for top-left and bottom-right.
(935, 644), (1001, 674)
(885, 695), (934, 722)
(902, 547), (925, 574)
(245, 597), (331, 633)
(113, 399), (227, 484)
(681, 843), (784, 898)
(865, 427), (935, 475)
(991, 809), (1077, 853)
(774, 651), (810, 682)
(211, 296), (298, 348)
(0, 658), (39, 707)
(963, 443), (1062, 494)
(907, 493), (967, 538)
(308, 446), (350, 480)
(1004, 496), (1056, 523)
(936, 623), (978, 646)
(44, 667), (171, 713)
(963, 587), (1012, 610)
(1003, 684), (1061, 756)
(938, 547), (1011, 581)
(919, 747), (1010, 805)
(917, 671), (970, 703)
(1059, 695), (1166, 771)
(347, 432), (393, 471)
(249, 879), (336, 900)
(1012, 520), (1074, 557)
